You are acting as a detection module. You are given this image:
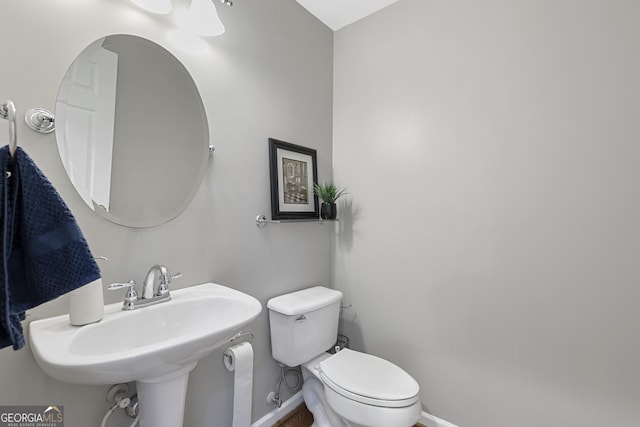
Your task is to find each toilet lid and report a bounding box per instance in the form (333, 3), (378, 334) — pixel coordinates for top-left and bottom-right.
(319, 349), (419, 406)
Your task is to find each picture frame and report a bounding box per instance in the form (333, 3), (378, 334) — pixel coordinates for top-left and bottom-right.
(268, 138), (319, 220)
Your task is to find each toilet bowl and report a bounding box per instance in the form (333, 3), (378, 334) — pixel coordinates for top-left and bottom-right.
(267, 286), (422, 427)
(301, 359), (346, 427)
(303, 350), (421, 427)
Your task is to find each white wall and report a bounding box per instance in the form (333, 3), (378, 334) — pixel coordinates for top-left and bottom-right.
(0, 1), (332, 426)
(333, 0), (640, 426)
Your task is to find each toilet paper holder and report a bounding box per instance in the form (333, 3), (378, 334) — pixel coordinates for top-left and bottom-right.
(223, 331), (255, 367)
(228, 331), (254, 345)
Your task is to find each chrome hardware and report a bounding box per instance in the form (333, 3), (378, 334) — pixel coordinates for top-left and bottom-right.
(107, 281), (135, 290)
(125, 394), (139, 419)
(0, 101), (12, 119)
(123, 283), (138, 310)
(108, 264), (179, 311)
(107, 281), (140, 310)
(255, 214), (334, 227)
(228, 331), (255, 345)
(24, 108), (55, 134)
(1, 100), (17, 159)
(142, 265), (180, 299)
(106, 383), (129, 406)
(267, 391), (281, 408)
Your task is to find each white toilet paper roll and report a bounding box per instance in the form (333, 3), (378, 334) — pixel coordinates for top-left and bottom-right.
(224, 342), (254, 427)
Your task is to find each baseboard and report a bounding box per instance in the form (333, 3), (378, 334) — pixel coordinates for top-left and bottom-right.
(251, 391), (305, 427)
(251, 393), (458, 427)
(420, 411), (459, 427)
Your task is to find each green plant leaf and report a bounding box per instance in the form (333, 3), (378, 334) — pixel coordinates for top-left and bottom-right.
(313, 182), (348, 203)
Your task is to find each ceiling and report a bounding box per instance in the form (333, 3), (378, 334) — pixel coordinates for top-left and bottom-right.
(295, 0), (401, 31)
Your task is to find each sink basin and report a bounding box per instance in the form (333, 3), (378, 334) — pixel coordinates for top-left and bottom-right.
(30, 283), (261, 427)
(30, 283), (262, 385)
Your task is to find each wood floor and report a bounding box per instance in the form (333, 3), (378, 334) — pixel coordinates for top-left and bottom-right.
(272, 403), (426, 427)
(273, 403), (315, 427)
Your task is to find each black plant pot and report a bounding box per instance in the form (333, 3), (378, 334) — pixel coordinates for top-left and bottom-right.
(320, 202), (337, 220)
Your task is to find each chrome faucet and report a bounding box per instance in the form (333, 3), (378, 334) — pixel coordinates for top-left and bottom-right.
(142, 265), (172, 299)
(108, 265), (182, 311)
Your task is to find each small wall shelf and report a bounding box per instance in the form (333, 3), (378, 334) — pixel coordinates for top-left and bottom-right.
(255, 214), (337, 228)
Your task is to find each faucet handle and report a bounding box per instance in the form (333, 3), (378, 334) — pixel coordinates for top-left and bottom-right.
(157, 283), (170, 297)
(107, 280), (136, 291)
(108, 280), (138, 310)
(156, 272), (181, 297)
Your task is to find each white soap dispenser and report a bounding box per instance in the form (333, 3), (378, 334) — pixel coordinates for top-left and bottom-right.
(68, 278), (104, 326)
(68, 257), (107, 326)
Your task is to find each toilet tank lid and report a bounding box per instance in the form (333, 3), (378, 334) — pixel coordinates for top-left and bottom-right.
(267, 286), (342, 316)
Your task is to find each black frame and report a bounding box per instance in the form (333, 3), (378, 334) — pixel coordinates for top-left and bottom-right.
(268, 138), (319, 220)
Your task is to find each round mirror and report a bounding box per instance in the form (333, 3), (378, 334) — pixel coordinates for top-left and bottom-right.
(55, 35), (209, 228)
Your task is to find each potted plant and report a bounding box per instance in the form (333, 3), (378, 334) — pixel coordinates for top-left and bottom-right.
(313, 182), (347, 220)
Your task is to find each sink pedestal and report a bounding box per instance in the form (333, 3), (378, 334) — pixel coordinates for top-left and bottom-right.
(137, 364), (196, 427)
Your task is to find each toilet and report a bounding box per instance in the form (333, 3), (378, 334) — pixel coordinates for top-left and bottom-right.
(267, 286), (422, 427)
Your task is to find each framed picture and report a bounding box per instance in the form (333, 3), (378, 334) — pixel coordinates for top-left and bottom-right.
(269, 138), (319, 220)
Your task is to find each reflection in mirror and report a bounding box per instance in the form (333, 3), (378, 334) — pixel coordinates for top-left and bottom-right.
(55, 35), (209, 228)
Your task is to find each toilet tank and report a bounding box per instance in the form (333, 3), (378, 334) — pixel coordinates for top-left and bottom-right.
(267, 286), (343, 367)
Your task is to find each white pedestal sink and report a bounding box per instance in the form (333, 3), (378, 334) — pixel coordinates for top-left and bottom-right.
(29, 283), (262, 427)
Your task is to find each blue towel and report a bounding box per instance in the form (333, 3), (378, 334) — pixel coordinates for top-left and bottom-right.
(1, 146), (101, 350)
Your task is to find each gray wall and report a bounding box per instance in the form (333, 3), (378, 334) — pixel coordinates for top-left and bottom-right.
(0, 1), (332, 426)
(333, 0), (640, 426)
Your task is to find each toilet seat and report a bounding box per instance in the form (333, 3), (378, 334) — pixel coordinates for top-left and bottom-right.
(319, 349), (420, 408)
